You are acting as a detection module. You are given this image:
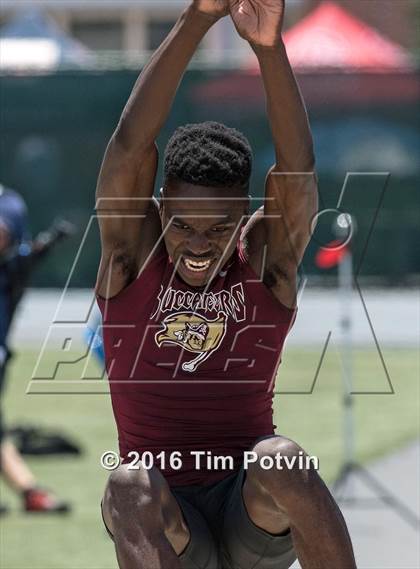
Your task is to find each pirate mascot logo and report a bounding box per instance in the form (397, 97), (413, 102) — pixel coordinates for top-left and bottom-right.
(152, 283), (246, 372)
(155, 312), (226, 372)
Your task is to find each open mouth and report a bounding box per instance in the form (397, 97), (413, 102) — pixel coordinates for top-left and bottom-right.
(182, 257), (213, 273)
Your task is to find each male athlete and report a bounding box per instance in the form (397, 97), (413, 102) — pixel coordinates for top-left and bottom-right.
(96, 1), (356, 568)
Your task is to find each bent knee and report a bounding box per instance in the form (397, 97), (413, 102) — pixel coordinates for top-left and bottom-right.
(103, 464), (161, 522)
(249, 436), (317, 490)
(102, 463), (185, 539)
(252, 435), (304, 462)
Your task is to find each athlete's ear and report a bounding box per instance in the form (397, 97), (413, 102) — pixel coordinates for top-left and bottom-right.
(245, 194), (251, 217)
(158, 187), (164, 214)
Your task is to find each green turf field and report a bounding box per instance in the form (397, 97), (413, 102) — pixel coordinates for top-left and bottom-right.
(1, 347), (419, 569)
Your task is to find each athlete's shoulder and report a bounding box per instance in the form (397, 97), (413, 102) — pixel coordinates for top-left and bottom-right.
(238, 207), (266, 270)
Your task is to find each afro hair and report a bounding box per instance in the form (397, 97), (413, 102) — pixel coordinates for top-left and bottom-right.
(164, 121), (252, 189)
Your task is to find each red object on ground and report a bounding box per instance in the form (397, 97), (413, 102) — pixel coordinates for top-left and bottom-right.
(24, 488), (70, 513)
(249, 1), (411, 72)
(315, 240), (349, 269)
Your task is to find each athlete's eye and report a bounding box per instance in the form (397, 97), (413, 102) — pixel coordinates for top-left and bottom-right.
(211, 227), (228, 233)
(173, 222), (190, 231)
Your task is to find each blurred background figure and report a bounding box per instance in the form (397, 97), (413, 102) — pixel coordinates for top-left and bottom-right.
(0, 184), (75, 513)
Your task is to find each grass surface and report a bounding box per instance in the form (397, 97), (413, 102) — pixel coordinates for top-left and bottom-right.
(0, 347), (419, 569)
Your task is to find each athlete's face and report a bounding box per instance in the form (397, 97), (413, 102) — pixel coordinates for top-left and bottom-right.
(160, 181), (249, 287)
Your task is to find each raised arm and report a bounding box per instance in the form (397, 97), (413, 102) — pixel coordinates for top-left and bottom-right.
(96, 1), (228, 298)
(230, 0), (318, 308)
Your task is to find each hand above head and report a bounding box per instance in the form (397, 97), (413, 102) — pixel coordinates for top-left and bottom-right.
(229, 0), (285, 48)
(193, 0), (229, 19)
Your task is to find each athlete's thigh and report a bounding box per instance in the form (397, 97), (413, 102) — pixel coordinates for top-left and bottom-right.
(101, 464), (220, 569)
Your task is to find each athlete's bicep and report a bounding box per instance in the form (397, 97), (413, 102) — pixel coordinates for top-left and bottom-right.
(245, 168), (318, 308)
(264, 167), (317, 306)
(96, 138), (158, 250)
(96, 138), (160, 299)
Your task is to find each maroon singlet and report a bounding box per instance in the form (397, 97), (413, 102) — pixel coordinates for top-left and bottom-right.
(97, 242), (296, 487)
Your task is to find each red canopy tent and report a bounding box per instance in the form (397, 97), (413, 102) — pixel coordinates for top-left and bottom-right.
(248, 0), (411, 72)
(193, 2), (416, 108)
